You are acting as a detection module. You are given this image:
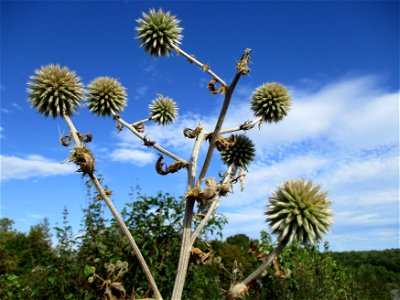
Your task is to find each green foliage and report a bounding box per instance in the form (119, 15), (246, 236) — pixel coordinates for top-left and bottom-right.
(0, 187), (397, 299)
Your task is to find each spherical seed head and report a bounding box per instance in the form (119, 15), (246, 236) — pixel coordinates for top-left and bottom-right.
(135, 8), (183, 57)
(87, 77), (127, 116)
(266, 179), (333, 246)
(220, 134), (255, 170)
(149, 94), (178, 125)
(251, 82), (291, 123)
(27, 64), (84, 118)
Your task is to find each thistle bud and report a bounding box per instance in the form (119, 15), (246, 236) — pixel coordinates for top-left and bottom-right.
(220, 134), (255, 171)
(27, 64), (84, 118)
(136, 8), (183, 57)
(251, 82), (291, 123)
(266, 179), (333, 246)
(149, 94), (178, 125)
(87, 77), (127, 116)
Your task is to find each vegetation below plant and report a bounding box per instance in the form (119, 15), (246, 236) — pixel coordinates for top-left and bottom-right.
(1, 187), (398, 299)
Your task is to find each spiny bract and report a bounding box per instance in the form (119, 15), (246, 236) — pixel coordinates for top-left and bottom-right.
(251, 82), (291, 123)
(87, 77), (127, 116)
(220, 134), (255, 170)
(135, 8), (183, 56)
(149, 94), (178, 125)
(27, 64), (84, 118)
(266, 179), (333, 246)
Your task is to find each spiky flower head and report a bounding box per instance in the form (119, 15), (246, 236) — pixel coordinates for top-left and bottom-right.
(266, 179), (333, 246)
(220, 134), (255, 171)
(27, 64), (84, 118)
(251, 82), (291, 123)
(86, 77), (127, 117)
(149, 94), (178, 125)
(135, 8), (183, 56)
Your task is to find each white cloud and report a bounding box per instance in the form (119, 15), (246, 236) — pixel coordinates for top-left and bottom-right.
(110, 148), (156, 167)
(107, 74), (399, 250)
(0, 154), (76, 181)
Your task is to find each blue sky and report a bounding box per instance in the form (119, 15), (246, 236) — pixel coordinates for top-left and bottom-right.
(1, 1), (399, 251)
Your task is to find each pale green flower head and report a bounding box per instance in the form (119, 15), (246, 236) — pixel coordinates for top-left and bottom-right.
(149, 94), (178, 125)
(136, 8), (183, 57)
(266, 179), (333, 246)
(251, 82), (291, 123)
(87, 77), (127, 117)
(27, 64), (84, 118)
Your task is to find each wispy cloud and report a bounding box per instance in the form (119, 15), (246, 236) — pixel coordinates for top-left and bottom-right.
(110, 74), (399, 250)
(110, 148), (155, 167)
(0, 154), (76, 181)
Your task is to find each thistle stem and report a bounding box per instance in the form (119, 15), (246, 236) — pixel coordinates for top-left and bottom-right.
(215, 116), (263, 136)
(171, 125), (207, 299)
(172, 44), (228, 88)
(172, 49), (250, 300)
(116, 115), (187, 163)
(63, 114), (163, 300)
(190, 165), (234, 245)
(226, 237), (288, 300)
(131, 113), (161, 126)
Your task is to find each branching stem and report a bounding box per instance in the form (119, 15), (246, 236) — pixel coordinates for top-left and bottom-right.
(116, 114), (187, 163)
(172, 44), (228, 88)
(63, 114), (163, 300)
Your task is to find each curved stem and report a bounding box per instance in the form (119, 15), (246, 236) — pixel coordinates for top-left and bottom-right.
(90, 174), (163, 300)
(63, 114), (163, 300)
(227, 237), (288, 300)
(116, 115), (187, 163)
(172, 44), (228, 88)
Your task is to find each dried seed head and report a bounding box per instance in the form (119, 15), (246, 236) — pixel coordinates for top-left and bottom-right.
(27, 64), (84, 118)
(136, 8), (183, 57)
(266, 179), (333, 246)
(220, 134), (255, 171)
(87, 77), (127, 116)
(251, 82), (291, 123)
(68, 146), (95, 175)
(149, 94), (178, 125)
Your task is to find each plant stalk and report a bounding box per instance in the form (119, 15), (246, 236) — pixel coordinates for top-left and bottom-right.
(171, 125), (207, 299)
(116, 115), (187, 163)
(63, 114), (163, 300)
(172, 44), (228, 88)
(226, 237), (289, 300)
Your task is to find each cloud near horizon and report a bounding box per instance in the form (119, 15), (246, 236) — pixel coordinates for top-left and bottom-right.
(1, 154), (76, 181)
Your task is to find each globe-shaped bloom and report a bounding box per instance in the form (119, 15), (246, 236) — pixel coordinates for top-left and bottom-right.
(27, 64), (84, 118)
(266, 179), (333, 245)
(251, 82), (291, 123)
(135, 8), (183, 56)
(86, 77), (127, 116)
(149, 94), (178, 125)
(220, 134), (255, 171)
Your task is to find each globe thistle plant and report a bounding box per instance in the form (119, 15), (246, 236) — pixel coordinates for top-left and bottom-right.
(87, 77), (127, 116)
(220, 134), (255, 171)
(266, 179), (333, 246)
(27, 64), (85, 118)
(251, 82), (291, 123)
(149, 94), (178, 125)
(135, 8), (183, 57)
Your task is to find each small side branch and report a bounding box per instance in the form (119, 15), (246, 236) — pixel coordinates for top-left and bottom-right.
(172, 44), (228, 88)
(115, 115), (187, 164)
